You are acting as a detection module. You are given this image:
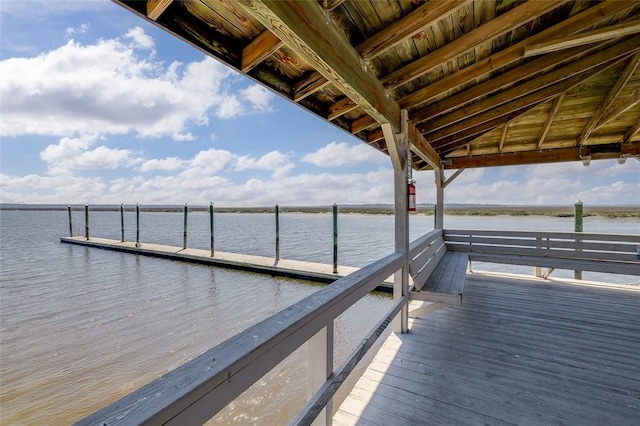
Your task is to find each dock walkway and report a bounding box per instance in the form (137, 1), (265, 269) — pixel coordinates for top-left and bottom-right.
(334, 272), (640, 425)
(60, 236), (394, 290)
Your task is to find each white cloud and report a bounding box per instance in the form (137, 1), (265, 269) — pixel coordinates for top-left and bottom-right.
(123, 26), (154, 50)
(65, 23), (89, 37)
(302, 142), (387, 167)
(235, 151), (289, 171)
(240, 85), (273, 112)
(0, 28), (274, 140)
(140, 157), (186, 172)
(40, 135), (137, 174)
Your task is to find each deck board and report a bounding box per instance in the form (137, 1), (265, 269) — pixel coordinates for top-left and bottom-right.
(335, 273), (640, 425)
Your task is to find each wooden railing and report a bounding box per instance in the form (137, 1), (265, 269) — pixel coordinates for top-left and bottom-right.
(76, 251), (406, 426)
(444, 229), (640, 276)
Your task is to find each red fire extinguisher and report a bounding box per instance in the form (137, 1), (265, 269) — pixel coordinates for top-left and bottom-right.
(408, 180), (416, 212)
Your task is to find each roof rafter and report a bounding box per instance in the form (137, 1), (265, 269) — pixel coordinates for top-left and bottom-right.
(147, 0), (172, 21)
(524, 19), (640, 58)
(598, 89), (640, 128)
(576, 52), (640, 145)
(396, 1), (638, 112)
(235, 0), (440, 168)
(411, 43), (596, 124)
(241, 30), (283, 73)
(625, 119), (640, 142)
(537, 93), (566, 149)
(381, 0), (569, 90)
(423, 59), (622, 145)
(422, 37), (640, 136)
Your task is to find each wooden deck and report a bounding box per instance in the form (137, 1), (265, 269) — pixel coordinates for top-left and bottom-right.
(334, 272), (640, 425)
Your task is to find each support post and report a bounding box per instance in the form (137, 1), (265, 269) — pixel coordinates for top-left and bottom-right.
(435, 169), (445, 230)
(535, 237), (542, 277)
(84, 205), (89, 240)
(307, 323), (333, 426)
(120, 204), (125, 242)
(210, 202), (215, 257)
(574, 200), (583, 280)
(332, 204), (338, 274)
(136, 203), (140, 248)
(275, 204), (280, 261)
(382, 110), (410, 334)
(68, 205), (73, 237)
(183, 203), (188, 250)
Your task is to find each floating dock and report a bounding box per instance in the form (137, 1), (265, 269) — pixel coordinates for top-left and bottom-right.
(60, 236), (394, 292)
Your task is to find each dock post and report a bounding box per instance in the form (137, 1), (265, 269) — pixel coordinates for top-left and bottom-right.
(68, 205), (73, 237)
(136, 203), (140, 248)
(574, 200), (583, 280)
(183, 203), (188, 250)
(333, 204), (338, 274)
(84, 205), (89, 240)
(210, 202), (214, 257)
(120, 204), (125, 242)
(275, 204), (280, 261)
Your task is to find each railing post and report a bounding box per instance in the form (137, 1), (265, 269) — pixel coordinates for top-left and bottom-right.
(183, 203), (188, 250)
(333, 204), (338, 274)
(535, 237), (542, 277)
(275, 204), (280, 261)
(574, 200), (583, 280)
(84, 205), (89, 240)
(68, 205), (73, 237)
(308, 323), (334, 426)
(210, 202), (215, 257)
(136, 203), (140, 248)
(120, 204), (125, 242)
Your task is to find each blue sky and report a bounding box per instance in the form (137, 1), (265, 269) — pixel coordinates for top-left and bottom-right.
(1, 0), (638, 207)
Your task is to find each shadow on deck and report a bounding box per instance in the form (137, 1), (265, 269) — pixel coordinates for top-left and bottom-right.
(335, 272), (640, 425)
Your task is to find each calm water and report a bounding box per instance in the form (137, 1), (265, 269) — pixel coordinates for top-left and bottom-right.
(1, 210), (638, 424)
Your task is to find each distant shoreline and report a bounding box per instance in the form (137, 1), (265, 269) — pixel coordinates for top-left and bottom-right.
(1, 204), (638, 218)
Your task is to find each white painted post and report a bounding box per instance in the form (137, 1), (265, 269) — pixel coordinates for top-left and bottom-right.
(535, 237), (542, 277)
(382, 110), (410, 334)
(308, 323), (333, 426)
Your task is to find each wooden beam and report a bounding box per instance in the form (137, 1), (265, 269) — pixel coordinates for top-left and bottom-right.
(576, 52), (640, 145)
(447, 143), (640, 169)
(624, 119), (640, 142)
(242, 30), (283, 73)
(397, 1), (638, 111)
(537, 93), (565, 149)
(293, 71), (331, 102)
(356, 0), (472, 60)
(318, 0), (346, 12)
(597, 89), (640, 127)
(381, 0), (568, 90)
(411, 43), (595, 124)
(524, 20), (640, 58)
(422, 37), (640, 135)
(235, 0), (441, 168)
(425, 60), (619, 144)
(499, 123), (508, 153)
(147, 0), (172, 21)
(328, 97), (358, 121)
(407, 122), (441, 170)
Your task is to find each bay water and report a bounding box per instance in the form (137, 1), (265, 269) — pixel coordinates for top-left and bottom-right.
(1, 209), (638, 424)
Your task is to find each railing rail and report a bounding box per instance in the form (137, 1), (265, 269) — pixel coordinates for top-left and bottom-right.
(76, 251), (404, 426)
(444, 229), (640, 276)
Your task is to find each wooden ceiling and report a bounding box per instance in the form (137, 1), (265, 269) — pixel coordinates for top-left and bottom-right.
(115, 0), (640, 170)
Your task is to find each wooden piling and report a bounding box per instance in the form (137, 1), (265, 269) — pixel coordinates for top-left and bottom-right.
(120, 204), (125, 242)
(574, 201), (583, 280)
(333, 204), (338, 274)
(210, 202), (215, 257)
(275, 204), (280, 261)
(183, 203), (188, 250)
(84, 205), (89, 240)
(68, 205), (73, 237)
(136, 204), (140, 248)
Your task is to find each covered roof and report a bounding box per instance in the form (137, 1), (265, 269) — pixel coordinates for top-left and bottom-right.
(114, 0), (640, 170)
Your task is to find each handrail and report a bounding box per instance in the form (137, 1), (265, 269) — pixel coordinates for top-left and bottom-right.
(76, 251), (404, 425)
